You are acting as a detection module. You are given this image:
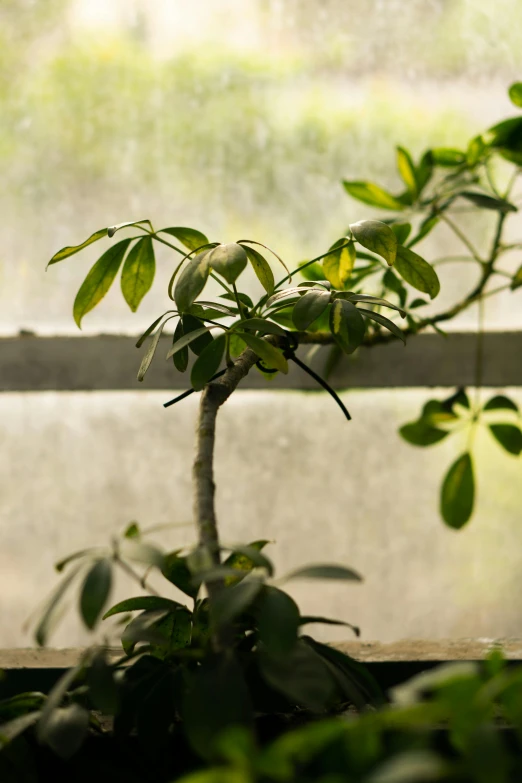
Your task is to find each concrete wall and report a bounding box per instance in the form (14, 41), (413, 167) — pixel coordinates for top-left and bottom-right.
(2, 387), (522, 648)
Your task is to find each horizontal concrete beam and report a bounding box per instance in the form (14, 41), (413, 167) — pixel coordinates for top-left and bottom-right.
(1, 332), (521, 392)
(2, 639), (521, 668)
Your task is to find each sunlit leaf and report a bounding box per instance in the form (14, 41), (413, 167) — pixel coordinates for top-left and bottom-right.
(292, 289), (331, 330)
(107, 219), (151, 238)
(350, 220), (398, 266)
(415, 150), (434, 192)
(323, 238), (356, 289)
(440, 453), (475, 529)
(174, 250), (211, 312)
(511, 264), (522, 290)
(159, 226), (209, 251)
(359, 308), (405, 343)
(343, 180), (404, 211)
(395, 246), (440, 299)
(467, 135), (487, 166)
(242, 245), (275, 294)
(329, 298), (365, 354)
(73, 239), (132, 327)
(48, 228), (107, 266)
(191, 333), (226, 391)
(431, 148), (466, 166)
(79, 559), (112, 630)
(121, 236), (156, 312)
(239, 333), (288, 373)
(223, 540), (271, 586)
(489, 424), (522, 455)
(232, 317), (287, 337)
(396, 147), (417, 194)
(508, 82), (522, 108)
(208, 243), (248, 284)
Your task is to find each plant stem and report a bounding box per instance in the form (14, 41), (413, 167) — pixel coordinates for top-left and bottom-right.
(192, 347), (259, 606)
(440, 214), (483, 262)
(114, 556), (161, 596)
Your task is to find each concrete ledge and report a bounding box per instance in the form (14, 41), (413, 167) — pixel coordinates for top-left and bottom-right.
(2, 332), (522, 391)
(2, 639), (522, 670)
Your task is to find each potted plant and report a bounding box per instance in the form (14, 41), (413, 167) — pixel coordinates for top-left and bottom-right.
(1, 82), (522, 782)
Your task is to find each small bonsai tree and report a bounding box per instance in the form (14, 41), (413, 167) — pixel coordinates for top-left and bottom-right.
(1, 83), (522, 774)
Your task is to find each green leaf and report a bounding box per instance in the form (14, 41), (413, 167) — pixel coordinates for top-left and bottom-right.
(391, 222), (412, 245)
(162, 551), (198, 598)
(223, 540), (271, 586)
(174, 250), (211, 312)
(323, 239), (356, 289)
(343, 180), (404, 211)
(182, 654), (253, 760)
(103, 596), (182, 620)
(233, 318), (287, 337)
(159, 226), (209, 251)
(396, 147), (417, 194)
(172, 318), (188, 372)
(121, 236), (155, 312)
(48, 228), (108, 266)
(0, 711), (41, 747)
(467, 135), (487, 166)
(107, 219), (151, 238)
(120, 540), (165, 570)
(359, 308), (406, 343)
(395, 245), (440, 299)
(459, 191), (517, 213)
(183, 314), (215, 356)
(298, 260), (326, 281)
(350, 220), (398, 266)
(166, 326), (212, 360)
(484, 395), (519, 413)
(73, 238), (132, 327)
(399, 420), (449, 446)
(367, 750), (449, 783)
(511, 264), (522, 290)
(283, 564), (362, 582)
(239, 333), (288, 374)
(242, 245), (275, 294)
(257, 586), (299, 655)
(292, 289), (331, 330)
(431, 148), (466, 166)
(509, 82), (522, 108)
(35, 565), (84, 646)
(415, 150), (434, 192)
(440, 453), (475, 529)
(191, 333), (226, 391)
(208, 243), (248, 284)
(137, 314), (177, 382)
(407, 215), (439, 248)
(329, 298), (365, 354)
(87, 649), (120, 714)
(259, 639), (335, 711)
(79, 559), (112, 630)
(55, 548), (102, 572)
(136, 312), (173, 347)
(124, 521), (140, 538)
(489, 424), (522, 455)
(299, 616), (360, 636)
(343, 293), (405, 317)
(211, 578), (263, 627)
(38, 704), (89, 760)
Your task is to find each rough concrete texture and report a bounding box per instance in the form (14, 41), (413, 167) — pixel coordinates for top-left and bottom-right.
(1, 387), (522, 648)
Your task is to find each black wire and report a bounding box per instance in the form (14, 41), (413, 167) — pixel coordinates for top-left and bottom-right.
(289, 353), (351, 421)
(163, 369), (227, 409)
